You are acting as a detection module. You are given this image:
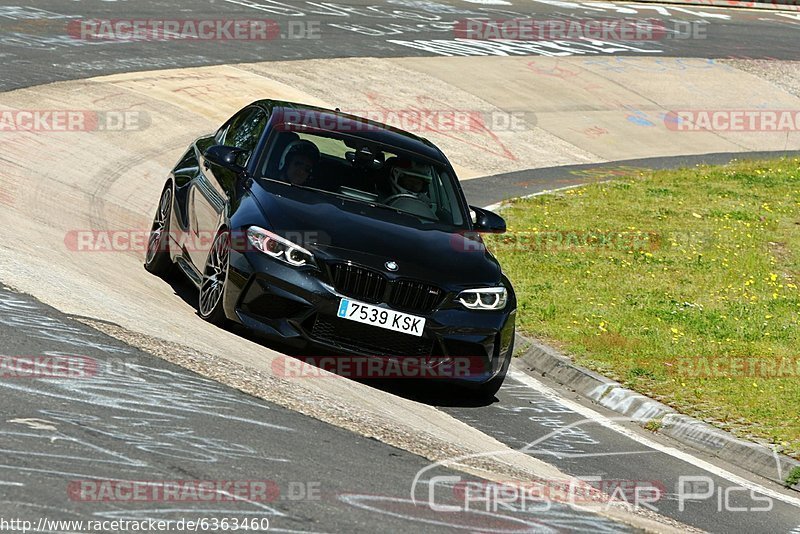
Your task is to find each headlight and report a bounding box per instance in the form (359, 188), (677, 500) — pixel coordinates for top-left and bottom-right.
(246, 226), (315, 267)
(456, 287), (507, 310)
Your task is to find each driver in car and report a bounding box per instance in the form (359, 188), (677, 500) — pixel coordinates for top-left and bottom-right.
(278, 140), (321, 186)
(378, 158), (438, 219)
(387, 159), (434, 205)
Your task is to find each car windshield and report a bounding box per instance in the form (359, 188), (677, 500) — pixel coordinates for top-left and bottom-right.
(257, 129), (467, 228)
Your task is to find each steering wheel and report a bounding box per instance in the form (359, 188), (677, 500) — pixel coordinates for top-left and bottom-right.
(384, 193), (425, 206)
(382, 193), (437, 219)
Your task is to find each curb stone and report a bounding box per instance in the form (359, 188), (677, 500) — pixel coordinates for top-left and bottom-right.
(513, 333), (800, 491)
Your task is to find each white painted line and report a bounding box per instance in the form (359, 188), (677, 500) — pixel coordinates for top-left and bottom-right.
(507, 368), (800, 509)
(8, 418), (57, 431)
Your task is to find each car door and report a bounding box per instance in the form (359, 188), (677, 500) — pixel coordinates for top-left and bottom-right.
(188, 106), (268, 269)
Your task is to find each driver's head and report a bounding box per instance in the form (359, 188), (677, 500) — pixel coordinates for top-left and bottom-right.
(389, 159), (432, 196)
(280, 140), (320, 185)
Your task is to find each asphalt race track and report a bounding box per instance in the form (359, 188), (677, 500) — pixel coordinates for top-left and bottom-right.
(0, 286), (637, 533)
(2, 0), (800, 532)
(1, 0), (800, 91)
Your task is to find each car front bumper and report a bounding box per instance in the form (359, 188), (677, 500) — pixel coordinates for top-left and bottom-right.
(225, 248), (516, 386)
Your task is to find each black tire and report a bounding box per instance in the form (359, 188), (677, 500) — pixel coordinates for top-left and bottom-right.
(475, 338), (514, 399)
(198, 230), (230, 325)
(144, 185), (174, 276)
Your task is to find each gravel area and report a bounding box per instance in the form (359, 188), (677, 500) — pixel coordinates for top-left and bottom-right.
(722, 59), (800, 99)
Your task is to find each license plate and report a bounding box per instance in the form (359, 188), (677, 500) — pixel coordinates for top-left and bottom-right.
(336, 298), (426, 337)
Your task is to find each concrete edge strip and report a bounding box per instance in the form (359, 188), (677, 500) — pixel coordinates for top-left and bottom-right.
(513, 334), (800, 491)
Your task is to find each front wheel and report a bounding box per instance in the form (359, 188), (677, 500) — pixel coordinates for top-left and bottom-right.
(199, 230), (230, 325)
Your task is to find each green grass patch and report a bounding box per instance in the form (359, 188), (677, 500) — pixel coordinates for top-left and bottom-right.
(786, 466), (800, 488)
(489, 158), (800, 457)
(643, 419), (663, 432)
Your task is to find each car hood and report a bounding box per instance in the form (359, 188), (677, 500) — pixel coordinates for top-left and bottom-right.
(249, 182), (501, 288)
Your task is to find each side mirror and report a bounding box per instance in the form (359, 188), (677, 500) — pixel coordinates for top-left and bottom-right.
(203, 145), (247, 174)
(470, 206), (506, 233)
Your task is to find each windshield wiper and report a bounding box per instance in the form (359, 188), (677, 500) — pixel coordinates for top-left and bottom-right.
(366, 201), (403, 213)
(367, 202), (441, 223)
(266, 179), (342, 197)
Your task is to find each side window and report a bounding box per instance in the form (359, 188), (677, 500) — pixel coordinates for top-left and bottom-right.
(220, 107), (268, 165)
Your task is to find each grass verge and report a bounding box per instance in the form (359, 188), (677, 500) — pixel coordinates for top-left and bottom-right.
(488, 158), (800, 457)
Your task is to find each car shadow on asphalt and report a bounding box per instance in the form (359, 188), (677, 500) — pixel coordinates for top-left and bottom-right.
(257, 342), (500, 409)
(158, 271), (498, 409)
(159, 267), (201, 310)
(351, 377), (499, 408)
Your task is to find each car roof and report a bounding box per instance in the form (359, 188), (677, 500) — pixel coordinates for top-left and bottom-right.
(251, 99), (448, 163)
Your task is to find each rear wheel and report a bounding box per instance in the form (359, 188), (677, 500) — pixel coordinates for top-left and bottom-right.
(199, 230), (230, 325)
(144, 185), (174, 276)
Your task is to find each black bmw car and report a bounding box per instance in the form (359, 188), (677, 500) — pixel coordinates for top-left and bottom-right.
(145, 100), (516, 396)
